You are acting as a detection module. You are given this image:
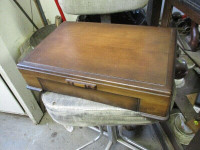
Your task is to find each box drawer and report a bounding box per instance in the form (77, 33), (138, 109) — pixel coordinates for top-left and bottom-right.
(20, 69), (171, 119)
(39, 78), (140, 111)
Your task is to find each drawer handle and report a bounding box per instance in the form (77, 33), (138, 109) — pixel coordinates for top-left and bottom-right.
(65, 79), (97, 89)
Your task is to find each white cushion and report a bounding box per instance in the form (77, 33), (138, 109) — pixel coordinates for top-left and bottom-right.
(61, 0), (148, 15)
(42, 92), (155, 127)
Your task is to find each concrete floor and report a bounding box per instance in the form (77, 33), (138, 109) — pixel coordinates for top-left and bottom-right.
(0, 112), (163, 150)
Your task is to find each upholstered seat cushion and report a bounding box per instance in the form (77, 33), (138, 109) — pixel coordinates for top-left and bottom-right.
(61, 0), (148, 15)
(42, 92), (155, 127)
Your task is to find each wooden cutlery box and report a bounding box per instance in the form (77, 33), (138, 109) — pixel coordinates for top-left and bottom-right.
(18, 22), (176, 120)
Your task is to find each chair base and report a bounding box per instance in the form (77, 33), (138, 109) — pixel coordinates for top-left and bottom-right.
(77, 126), (148, 150)
(77, 126), (103, 150)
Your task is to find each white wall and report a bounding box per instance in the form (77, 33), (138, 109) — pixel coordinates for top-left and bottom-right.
(0, 36), (43, 123)
(0, 0), (77, 62)
(0, 0), (43, 61)
(0, 76), (25, 115)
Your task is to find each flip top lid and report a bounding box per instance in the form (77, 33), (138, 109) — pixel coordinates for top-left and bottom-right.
(18, 22), (176, 96)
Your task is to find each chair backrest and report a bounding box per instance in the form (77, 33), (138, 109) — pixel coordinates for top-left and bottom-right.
(61, 0), (148, 15)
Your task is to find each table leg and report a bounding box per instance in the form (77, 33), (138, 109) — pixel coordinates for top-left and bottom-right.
(146, 0), (163, 26)
(161, 0), (173, 27)
(186, 130), (200, 150)
(189, 21), (199, 52)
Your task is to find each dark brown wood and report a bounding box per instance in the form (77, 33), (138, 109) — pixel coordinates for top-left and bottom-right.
(161, 0), (173, 27)
(40, 78), (140, 111)
(162, 0), (200, 131)
(186, 119), (200, 133)
(162, 0), (200, 27)
(171, 0), (200, 25)
(147, 0), (163, 26)
(186, 130), (200, 150)
(161, 122), (184, 150)
(18, 22), (176, 119)
(190, 21), (199, 51)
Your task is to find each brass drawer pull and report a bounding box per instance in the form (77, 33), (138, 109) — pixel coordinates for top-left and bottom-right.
(65, 79), (97, 89)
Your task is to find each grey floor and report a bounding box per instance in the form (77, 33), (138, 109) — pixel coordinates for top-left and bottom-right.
(0, 112), (164, 150)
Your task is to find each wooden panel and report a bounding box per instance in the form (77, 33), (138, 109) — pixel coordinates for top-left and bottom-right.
(19, 22), (176, 95)
(146, 0), (163, 26)
(17, 22), (176, 119)
(39, 78), (140, 111)
(139, 97), (170, 117)
(171, 0), (200, 25)
(39, 78), (170, 117)
(22, 74), (42, 89)
(162, 0), (200, 26)
(20, 69), (171, 117)
(187, 93), (198, 106)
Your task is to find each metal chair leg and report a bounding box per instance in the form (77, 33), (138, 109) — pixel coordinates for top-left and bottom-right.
(76, 126), (103, 150)
(117, 138), (140, 150)
(118, 126), (148, 150)
(89, 126), (148, 150)
(105, 126), (117, 150)
(105, 141), (113, 150)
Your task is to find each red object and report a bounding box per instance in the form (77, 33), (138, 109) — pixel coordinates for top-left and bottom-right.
(182, 14), (187, 19)
(54, 0), (66, 21)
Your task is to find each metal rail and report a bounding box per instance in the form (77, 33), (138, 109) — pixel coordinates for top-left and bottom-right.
(13, 0), (39, 30)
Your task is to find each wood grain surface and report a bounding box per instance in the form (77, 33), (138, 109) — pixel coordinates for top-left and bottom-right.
(19, 22), (176, 94)
(18, 22), (176, 119)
